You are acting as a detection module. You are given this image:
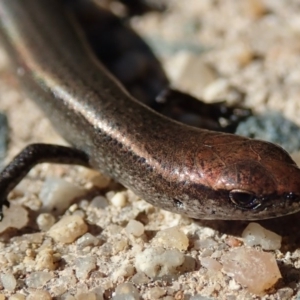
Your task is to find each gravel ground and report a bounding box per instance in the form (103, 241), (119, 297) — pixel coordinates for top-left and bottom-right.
(1, 0), (300, 299)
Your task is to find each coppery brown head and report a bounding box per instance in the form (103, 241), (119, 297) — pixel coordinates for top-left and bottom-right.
(208, 138), (300, 219)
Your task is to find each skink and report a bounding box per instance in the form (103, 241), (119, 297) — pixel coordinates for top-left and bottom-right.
(0, 0), (300, 220)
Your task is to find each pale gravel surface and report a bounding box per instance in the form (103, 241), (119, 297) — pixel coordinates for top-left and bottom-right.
(1, 0), (300, 299)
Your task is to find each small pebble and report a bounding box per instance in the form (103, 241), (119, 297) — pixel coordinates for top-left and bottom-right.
(90, 196), (109, 209)
(1, 272), (16, 291)
(135, 247), (185, 278)
(36, 213), (56, 231)
(165, 53), (217, 98)
(26, 290), (52, 300)
(203, 79), (231, 102)
(228, 279), (241, 291)
(35, 248), (57, 271)
(76, 233), (100, 249)
(110, 192), (127, 208)
(131, 272), (150, 285)
(113, 283), (140, 300)
(75, 256), (97, 280)
(91, 287), (104, 300)
(221, 247), (281, 294)
(242, 222), (282, 250)
(152, 226), (189, 250)
(9, 294), (26, 300)
(201, 249), (214, 257)
(0, 204), (28, 233)
(39, 177), (86, 215)
(277, 287), (294, 300)
(177, 256), (196, 273)
(194, 238), (217, 250)
(226, 236), (243, 248)
(111, 262), (135, 280)
(200, 257), (222, 272)
(147, 287), (166, 299)
(48, 215), (88, 243)
(125, 220), (144, 237)
(25, 271), (54, 288)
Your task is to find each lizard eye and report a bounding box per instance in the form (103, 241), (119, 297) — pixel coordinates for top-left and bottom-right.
(229, 189), (261, 209)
